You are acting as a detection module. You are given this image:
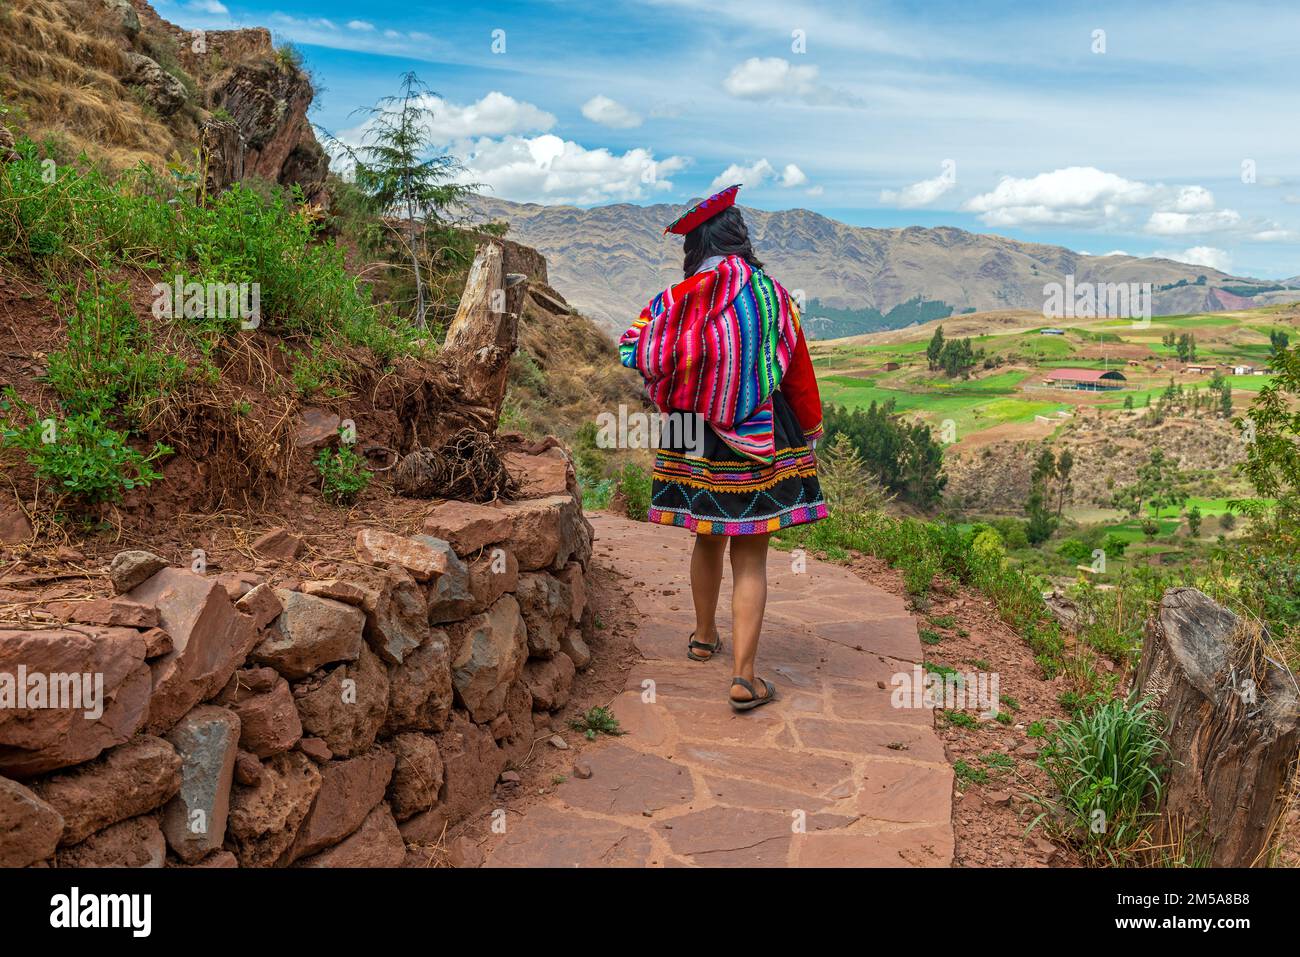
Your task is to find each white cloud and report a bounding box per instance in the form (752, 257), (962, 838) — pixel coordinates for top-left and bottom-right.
(342, 92), (555, 147)
(964, 166), (1158, 227)
(460, 134), (689, 205)
(710, 159), (775, 191)
(724, 57), (820, 100)
(581, 95), (643, 129)
(881, 167), (956, 208)
(805, 185), (824, 197)
(780, 164), (808, 187)
(1170, 185), (1214, 212)
(1101, 249), (1130, 257)
(1250, 228), (1300, 242)
(1144, 208), (1242, 236)
(347, 20), (375, 31)
(1155, 246), (1233, 272)
(187, 0), (228, 13)
(963, 166), (1245, 237)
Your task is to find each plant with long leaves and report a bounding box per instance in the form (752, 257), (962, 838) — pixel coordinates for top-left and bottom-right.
(1029, 695), (1170, 864)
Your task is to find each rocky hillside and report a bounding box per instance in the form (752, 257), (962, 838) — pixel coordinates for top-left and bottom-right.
(0, 0), (327, 202)
(466, 195), (1297, 337)
(944, 411), (1248, 515)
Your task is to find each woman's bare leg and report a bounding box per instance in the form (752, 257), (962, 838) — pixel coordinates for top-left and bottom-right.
(689, 532), (727, 656)
(728, 533), (771, 701)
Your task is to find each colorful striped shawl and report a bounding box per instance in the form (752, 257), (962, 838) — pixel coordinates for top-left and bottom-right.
(619, 255), (802, 464)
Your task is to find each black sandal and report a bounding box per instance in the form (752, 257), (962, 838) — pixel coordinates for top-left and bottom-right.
(687, 630), (722, 662)
(730, 676), (777, 711)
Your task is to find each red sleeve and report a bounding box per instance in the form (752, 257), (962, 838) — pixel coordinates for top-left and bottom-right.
(780, 326), (824, 441)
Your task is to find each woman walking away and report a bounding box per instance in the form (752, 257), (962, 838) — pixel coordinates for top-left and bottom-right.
(619, 184), (828, 711)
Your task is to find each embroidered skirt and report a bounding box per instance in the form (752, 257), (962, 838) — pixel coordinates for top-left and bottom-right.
(649, 391), (829, 536)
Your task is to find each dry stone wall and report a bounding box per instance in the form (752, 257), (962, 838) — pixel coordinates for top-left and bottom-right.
(0, 464), (595, 868)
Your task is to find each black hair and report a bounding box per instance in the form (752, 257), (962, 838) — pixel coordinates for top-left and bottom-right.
(682, 206), (764, 279)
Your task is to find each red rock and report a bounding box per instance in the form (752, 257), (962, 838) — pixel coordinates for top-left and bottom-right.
(235, 582), (282, 630)
(57, 815), (166, 868)
(0, 626), (151, 778)
(251, 527), (304, 561)
(294, 802), (405, 868)
(108, 550), (168, 594)
(288, 749), (396, 861)
(446, 834), (485, 868)
(421, 501), (512, 555)
(448, 594), (528, 724)
(557, 562), (586, 623)
(343, 565), (428, 665)
(298, 737), (332, 764)
(191, 849), (239, 867)
(399, 712), (503, 842)
(0, 507), (33, 545)
(383, 629), (453, 735)
(233, 751), (262, 786)
(0, 775), (64, 867)
(560, 628), (592, 671)
(161, 706), (241, 863)
(355, 528), (449, 582)
(216, 668), (302, 757)
(216, 570), (264, 601)
(34, 735), (181, 845)
(468, 547), (518, 612)
(249, 589), (364, 680)
(128, 568), (260, 734)
(45, 597), (160, 629)
(226, 750), (321, 867)
(140, 627), (173, 658)
(503, 450), (572, 497)
(499, 494), (593, 571)
(523, 652), (575, 712)
(516, 571), (569, 658)
(293, 407), (342, 449)
(301, 578), (368, 605)
(425, 538), (474, 623)
(386, 732), (444, 821)
(292, 645), (389, 758)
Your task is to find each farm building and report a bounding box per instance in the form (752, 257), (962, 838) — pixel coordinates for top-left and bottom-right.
(1040, 328), (1065, 335)
(1183, 363), (1217, 374)
(1233, 364), (1254, 375)
(1042, 368), (1128, 391)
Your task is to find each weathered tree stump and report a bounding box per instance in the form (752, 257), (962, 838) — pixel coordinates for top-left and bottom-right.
(438, 242), (525, 429)
(1135, 587), (1299, 866)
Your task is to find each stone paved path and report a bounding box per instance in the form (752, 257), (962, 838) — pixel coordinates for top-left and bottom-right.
(484, 513), (954, 867)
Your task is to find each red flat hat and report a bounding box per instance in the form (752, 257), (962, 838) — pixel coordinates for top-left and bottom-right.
(664, 184), (741, 235)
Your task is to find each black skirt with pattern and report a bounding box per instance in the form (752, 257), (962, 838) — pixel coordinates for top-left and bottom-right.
(648, 391), (829, 536)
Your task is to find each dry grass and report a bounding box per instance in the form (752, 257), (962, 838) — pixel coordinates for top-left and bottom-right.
(0, 0), (187, 165)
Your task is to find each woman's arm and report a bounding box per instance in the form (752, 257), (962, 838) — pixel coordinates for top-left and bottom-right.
(780, 324), (824, 444)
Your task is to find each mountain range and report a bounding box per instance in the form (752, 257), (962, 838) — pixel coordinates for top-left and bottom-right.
(464, 196), (1299, 338)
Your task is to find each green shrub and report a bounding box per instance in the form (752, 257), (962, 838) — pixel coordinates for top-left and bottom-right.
(44, 276), (186, 424)
(615, 462), (652, 522)
(0, 397), (171, 505)
(1030, 696), (1169, 864)
(314, 440), (370, 505)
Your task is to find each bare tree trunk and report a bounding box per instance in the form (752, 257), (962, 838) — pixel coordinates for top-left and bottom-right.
(437, 242), (525, 430)
(1135, 587), (1300, 866)
(407, 196), (426, 329)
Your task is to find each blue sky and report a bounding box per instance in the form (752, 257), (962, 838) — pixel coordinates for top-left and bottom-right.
(162, 0), (1300, 278)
